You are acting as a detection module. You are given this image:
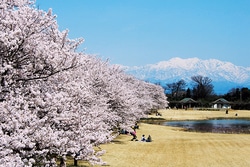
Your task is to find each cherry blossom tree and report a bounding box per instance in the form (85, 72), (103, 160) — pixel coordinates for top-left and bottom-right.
(0, 0), (168, 166)
(0, 0), (90, 166)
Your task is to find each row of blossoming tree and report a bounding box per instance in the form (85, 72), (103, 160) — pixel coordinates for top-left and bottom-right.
(0, 0), (168, 166)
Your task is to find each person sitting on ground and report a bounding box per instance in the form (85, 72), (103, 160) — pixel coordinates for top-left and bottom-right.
(146, 135), (152, 142)
(134, 122), (139, 129)
(156, 112), (162, 116)
(141, 134), (146, 142)
(120, 129), (129, 134)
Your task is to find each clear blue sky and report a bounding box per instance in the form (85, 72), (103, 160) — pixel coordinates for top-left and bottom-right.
(35, 0), (250, 67)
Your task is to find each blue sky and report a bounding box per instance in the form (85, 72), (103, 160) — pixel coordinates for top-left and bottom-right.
(35, 0), (250, 67)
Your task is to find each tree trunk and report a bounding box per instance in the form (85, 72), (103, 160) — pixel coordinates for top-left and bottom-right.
(59, 157), (66, 167)
(74, 158), (78, 166)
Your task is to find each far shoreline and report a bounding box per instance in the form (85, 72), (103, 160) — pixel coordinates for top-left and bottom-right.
(147, 108), (250, 120)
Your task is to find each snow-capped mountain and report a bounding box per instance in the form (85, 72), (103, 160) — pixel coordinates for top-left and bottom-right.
(122, 57), (250, 94)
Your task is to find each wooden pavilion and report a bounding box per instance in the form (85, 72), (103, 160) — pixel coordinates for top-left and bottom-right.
(179, 98), (198, 109)
(211, 98), (231, 109)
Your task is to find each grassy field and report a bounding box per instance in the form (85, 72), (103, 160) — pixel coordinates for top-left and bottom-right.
(72, 109), (250, 167)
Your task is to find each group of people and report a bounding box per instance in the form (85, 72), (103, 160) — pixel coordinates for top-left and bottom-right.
(130, 130), (152, 143)
(141, 134), (152, 142)
(120, 122), (152, 142)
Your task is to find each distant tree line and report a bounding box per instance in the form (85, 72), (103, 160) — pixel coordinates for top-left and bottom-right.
(163, 75), (250, 110)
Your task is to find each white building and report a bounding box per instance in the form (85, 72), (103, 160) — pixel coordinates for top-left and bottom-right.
(212, 98), (231, 109)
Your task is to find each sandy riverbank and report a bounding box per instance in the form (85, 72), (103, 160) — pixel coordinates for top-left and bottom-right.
(79, 109), (250, 167)
(152, 108), (250, 121)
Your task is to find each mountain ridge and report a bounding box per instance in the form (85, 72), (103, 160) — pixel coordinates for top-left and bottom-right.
(121, 57), (250, 94)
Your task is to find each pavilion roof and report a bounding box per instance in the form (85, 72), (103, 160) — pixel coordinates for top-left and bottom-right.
(212, 98), (230, 104)
(179, 98), (198, 104)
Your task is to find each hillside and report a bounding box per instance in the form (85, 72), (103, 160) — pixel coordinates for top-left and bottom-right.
(121, 57), (250, 94)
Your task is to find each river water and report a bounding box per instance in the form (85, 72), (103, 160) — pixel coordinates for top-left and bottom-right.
(164, 119), (250, 134)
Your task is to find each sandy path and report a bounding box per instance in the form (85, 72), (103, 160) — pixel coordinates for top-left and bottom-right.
(80, 109), (250, 167)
